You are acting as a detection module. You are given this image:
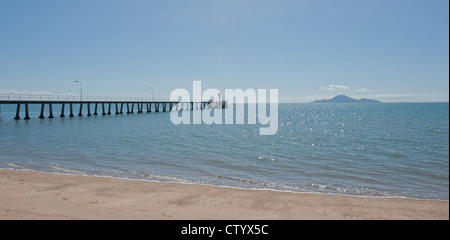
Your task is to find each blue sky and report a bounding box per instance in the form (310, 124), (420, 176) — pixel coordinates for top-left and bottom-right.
(0, 0), (448, 102)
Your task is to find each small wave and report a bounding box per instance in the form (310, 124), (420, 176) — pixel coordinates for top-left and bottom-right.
(208, 174), (307, 192)
(129, 172), (190, 183)
(308, 183), (391, 197)
(5, 162), (31, 169)
(49, 165), (89, 175)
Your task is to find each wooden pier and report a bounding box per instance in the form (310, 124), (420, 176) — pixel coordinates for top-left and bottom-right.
(0, 95), (225, 120)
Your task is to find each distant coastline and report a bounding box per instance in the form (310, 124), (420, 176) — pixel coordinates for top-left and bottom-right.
(311, 95), (382, 103)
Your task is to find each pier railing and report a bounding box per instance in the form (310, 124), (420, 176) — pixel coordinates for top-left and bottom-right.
(0, 94), (169, 102)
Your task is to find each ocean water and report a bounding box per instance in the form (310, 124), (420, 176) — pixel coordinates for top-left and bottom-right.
(0, 102), (448, 200)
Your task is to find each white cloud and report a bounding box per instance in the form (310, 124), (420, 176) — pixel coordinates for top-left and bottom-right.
(281, 94), (336, 103)
(321, 85), (350, 91)
(0, 89), (78, 96)
(357, 88), (371, 92)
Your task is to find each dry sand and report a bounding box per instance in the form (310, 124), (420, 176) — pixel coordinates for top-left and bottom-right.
(0, 169), (448, 220)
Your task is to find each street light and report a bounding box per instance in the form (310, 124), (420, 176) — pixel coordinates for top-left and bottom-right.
(148, 86), (154, 101)
(75, 81), (82, 102)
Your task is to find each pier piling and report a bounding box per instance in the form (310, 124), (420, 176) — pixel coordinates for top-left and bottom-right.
(14, 104), (21, 120)
(94, 103), (98, 116)
(48, 103), (54, 118)
(78, 103), (83, 116)
(60, 103), (65, 118)
(87, 103), (92, 116)
(39, 104), (45, 119)
(69, 103), (74, 117)
(24, 103), (30, 120)
(102, 103), (106, 115)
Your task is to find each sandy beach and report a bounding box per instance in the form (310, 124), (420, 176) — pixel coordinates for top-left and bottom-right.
(0, 169), (447, 220)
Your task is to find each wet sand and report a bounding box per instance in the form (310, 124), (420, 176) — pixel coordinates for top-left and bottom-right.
(0, 169), (448, 220)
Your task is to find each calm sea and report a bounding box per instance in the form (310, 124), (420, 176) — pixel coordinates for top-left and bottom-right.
(0, 102), (448, 200)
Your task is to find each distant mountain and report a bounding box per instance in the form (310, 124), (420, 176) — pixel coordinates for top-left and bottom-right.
(311, 95), (381, 103)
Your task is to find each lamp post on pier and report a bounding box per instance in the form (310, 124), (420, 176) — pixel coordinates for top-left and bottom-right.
(75, 81), (82, 102)
(148, 86), (154, 102)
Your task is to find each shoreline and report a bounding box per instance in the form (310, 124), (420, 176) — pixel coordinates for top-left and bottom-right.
(1, 169), (448, 220)
(3, 167), (447, 202)
(4, 166), (447, 202)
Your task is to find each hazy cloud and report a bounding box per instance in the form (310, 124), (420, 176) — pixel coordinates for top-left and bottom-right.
(321, 85), (350, 91)
(0, 89), (78, 96)
(357, 88), (371, 92)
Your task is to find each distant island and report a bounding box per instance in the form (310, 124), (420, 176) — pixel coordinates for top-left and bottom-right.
(311, 95), (381, 103)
